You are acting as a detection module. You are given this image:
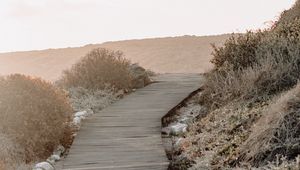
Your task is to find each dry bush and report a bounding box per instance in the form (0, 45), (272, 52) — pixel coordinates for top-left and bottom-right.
(0, 133), (25, 169)
(199, 19), (300, 110)
(0, 74), (73, 163)
(277, 0), (300, 25)
(237, 84), (300, 167)
(60, 48), (132, 91)
(211, 31), (265, 71)
(200, 31), (266, 109)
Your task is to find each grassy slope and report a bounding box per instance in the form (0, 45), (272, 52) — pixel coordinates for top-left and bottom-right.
(174, 1), (300, 169)
(0, 35), (230, 81)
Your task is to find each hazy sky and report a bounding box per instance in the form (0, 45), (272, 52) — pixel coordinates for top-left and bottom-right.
(0, 0), (296, 52)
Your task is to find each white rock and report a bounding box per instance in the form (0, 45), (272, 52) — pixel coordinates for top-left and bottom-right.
(48, 154), (60, 161)
(75, 111), (88, 117)
(170, 123), (188, 136)
(33, 162), (54, 170)
(53, 145), (65, 156)
(178, 116), (193, 124)
(73, 116), (81, 125)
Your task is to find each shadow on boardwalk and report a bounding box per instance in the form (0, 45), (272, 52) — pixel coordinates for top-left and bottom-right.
(61, 74), (202, 170)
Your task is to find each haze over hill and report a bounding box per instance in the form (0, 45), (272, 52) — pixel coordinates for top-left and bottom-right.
(0, 35), (230, 81)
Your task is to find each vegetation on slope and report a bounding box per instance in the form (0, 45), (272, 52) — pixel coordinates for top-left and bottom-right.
(173, 1), (300, 169)
(239, 84), (300, 167)
(277, 0), (300, 25)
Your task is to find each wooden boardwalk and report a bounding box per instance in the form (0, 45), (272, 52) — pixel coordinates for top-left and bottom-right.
(61, 74), (202, 170)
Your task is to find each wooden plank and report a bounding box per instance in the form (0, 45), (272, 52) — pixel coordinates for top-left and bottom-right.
(60, 74), (202, 170)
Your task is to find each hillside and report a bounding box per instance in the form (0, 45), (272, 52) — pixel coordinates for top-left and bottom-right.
(0, 35), (230, 81)
(166, 1), (300, 169)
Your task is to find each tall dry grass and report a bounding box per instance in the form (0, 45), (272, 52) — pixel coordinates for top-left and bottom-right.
(238, 84), (300, 167)
(0, 74), (73, 164)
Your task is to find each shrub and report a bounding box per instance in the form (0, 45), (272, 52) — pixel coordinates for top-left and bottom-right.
(60, 48), (132, 91)
(200, 19), (300, 110)
(211, 31), (265, 71)
(0, 133), (25, 168)
(277, 0), (300, 25)
(0, 74), (73, 162)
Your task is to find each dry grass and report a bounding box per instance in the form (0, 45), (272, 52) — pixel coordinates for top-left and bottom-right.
(68, 87), (119, 113)
(59, 48), (132, 91)
(238, 84), (300, 167)
(180, 100), (269, 169)
(0, 74), (73, 163)
(258, 155), (300, 170)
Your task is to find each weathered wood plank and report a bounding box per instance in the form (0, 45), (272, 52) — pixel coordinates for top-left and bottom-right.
(60, 74), (202, 170)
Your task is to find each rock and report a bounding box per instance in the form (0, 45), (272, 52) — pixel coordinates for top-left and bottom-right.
(74, 111), (88, 117)
(73, 110), (94, 126)
(73, 116), (81, 125)
(33, 162), (54, 170)
(47, 154), (60, 162)
(129, 64), (151, 88)
(178, 116), (194, 124)
(162, 123), (188, 136)
(170, 123), (188, 136)
(53, 145), (65, 156)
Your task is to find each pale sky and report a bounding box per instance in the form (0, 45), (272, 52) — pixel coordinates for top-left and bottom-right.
(0, 0), (296, 52)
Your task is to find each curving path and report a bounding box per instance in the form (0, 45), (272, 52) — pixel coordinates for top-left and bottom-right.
(61, 74), (202, 170)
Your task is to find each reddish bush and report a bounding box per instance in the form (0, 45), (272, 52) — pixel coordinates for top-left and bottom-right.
(0, 74), (73, 162)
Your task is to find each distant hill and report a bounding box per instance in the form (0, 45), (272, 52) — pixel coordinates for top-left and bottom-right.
(0, 35), (230, 81)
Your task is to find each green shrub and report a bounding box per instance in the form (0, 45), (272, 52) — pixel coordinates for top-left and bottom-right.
(60, 48), (132, 91)
(0, 74), (73, 163)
